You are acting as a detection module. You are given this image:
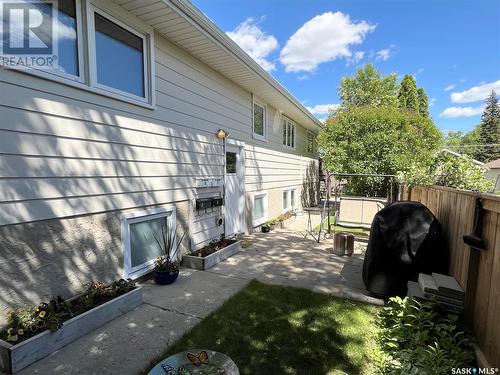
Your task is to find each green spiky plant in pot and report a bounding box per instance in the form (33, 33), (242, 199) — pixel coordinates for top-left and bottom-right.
(152, 219), (185, 285)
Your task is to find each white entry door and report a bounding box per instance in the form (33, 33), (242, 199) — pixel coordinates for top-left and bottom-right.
(225, 144), (244, 236)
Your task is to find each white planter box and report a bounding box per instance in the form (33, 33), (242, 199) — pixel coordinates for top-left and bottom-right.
(0, 287), (143, 374)
(182, 241), (241, 270)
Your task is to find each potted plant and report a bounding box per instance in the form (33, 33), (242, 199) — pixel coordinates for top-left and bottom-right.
(261, 222), (272, 232)
(152, 220), (185, 285)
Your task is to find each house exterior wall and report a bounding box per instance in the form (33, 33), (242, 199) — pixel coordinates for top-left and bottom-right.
(0, 201), (191, 323)
(0, 1), (318, 318)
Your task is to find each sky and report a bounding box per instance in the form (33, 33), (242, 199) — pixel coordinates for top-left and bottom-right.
(192, 0), (500, 133)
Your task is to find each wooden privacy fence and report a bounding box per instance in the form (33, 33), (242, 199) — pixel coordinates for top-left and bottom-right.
(402, 185), (500, 367)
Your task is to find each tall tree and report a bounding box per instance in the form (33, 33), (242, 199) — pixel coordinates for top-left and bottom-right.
(398, 75), (419, 113)
(476, 91), (500, 162)
(318, 106), (442, 196)
(339, 64), (399, 108)
(417, 88), (429, 117)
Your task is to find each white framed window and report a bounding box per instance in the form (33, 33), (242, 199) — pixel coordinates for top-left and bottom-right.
(3, 0), (85, 83)
(253, 192), (268, 226)
(3, 0), (155, 107)
(252, 97), (267, 140)
(283, 116), (296, 149)
(87, 3), (152, 103)
(282, 187), (298, 212)
(306, 130), (315, 154)
(122, 207), (176, 279)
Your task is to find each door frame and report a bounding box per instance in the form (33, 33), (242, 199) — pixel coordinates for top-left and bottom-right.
(225, 139), (245, 236)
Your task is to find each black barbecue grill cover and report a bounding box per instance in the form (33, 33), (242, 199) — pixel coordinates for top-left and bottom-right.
(362, 201), (446, 298)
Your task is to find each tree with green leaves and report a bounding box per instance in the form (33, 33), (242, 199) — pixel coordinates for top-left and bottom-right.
(318, 106), (442, 196)
(398, 75), (419, 113)
(444, 131), (465, 151)
(475, 90), (500, 162)
(443, 127), (481, 157)
(339, 64), (399, 108)
(417, 88), (429, 117)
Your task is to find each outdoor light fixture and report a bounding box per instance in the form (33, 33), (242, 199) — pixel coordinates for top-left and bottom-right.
(216, 129), (227, 139)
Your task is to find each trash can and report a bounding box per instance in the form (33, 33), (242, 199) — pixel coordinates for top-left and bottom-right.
(333, 232), (354, 256)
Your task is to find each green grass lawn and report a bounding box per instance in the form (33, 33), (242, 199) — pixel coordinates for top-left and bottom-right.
(143, 281), (379, 375)
(314, 218), (370, 237)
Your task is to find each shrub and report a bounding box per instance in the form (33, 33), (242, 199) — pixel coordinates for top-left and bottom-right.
(431, 153), (494, 192)
(373, 297), (475, 375)
(398, 152), (494, 193)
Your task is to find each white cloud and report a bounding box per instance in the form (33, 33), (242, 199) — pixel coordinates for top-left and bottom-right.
(375, 46), (395, 61)
(430, 98), (437, 107)
(227, 18), (278, 72)
(413, 68), (424, 76)
(280, 12), (375, 73)
(459, 77), (467, 83)
(444, 85), (455, 92)
(346, 51), (365, 66)
(451, 80), (500, 103)
(439, 106), (485, 118)
(306, 103), (340, 116)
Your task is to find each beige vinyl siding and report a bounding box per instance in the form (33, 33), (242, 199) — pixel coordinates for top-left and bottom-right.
(0, 33), (243, 227)
(0, 13), (318, 243)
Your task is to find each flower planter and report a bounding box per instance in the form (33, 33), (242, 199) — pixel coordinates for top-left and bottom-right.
(182, 241), (241, 270)
(0, 287), (143, 374)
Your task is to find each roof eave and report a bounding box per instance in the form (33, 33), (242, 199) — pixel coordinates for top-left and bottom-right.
(164, 0), (323, 130)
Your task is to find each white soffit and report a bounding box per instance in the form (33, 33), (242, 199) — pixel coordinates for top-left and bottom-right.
(111, 0), (322, 131)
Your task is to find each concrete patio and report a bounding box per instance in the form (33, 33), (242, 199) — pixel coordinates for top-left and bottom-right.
(7, 221), (382, 375)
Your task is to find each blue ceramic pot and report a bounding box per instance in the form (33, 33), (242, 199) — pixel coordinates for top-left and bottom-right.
(153, 269), (179, 285)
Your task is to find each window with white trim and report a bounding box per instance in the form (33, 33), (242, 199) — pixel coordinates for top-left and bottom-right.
(282, 187), (298, 212)
(253, 100), (266, 140)
(122, 207), (176, 279)
(92, 12), (146, 98)
(253, 192), (268, 226)
(306, 130), (315, 154)
(4, 0), (154, 106)
(6, 0), (84, 81)
(283, 117), (296, 148)
(55, 0), (82, 79)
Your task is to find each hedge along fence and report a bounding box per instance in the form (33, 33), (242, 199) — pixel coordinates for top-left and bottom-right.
(402, 185), (500, 368)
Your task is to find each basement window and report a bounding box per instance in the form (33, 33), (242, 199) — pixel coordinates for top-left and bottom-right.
(282, 187), (298, 212)
(122, 207), (176, 279)
(253, 192), (268, 226)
